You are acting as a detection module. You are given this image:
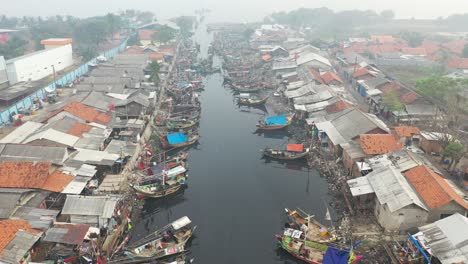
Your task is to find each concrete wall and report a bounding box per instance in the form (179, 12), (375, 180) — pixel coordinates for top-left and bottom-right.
(6, 44), (73, 84)
(419, 137), (443, 154)
(427, 201), (467, 222)
(374, 200), (428, 231)
(0, 56), (8, 87)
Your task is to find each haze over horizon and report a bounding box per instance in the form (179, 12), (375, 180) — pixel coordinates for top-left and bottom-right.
(3, 0), (468, 22)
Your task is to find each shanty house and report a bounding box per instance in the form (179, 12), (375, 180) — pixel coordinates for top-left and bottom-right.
(348, 167), (429, 231)
(392, 126), (420, 145)
(0, 220), (42, 264)
(114, 93), (151, 119)
(419, 131), (450, 155)
(61, 195), (120, 227)
(404, 165), (468, 222)
(415, 213), (468, 264)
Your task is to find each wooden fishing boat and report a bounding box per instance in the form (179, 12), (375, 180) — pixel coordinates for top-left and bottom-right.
(276, 228), (353, 264)
(263, 144), (309, 160)
(285, 208), (335, 243)
(124, 216), (195, 260)
(166, 119), (197, 131)
(238, 94), (268, 106)
(256, 114), (294, 131)
(232, 84), (261, 93)
(130, 165), (187, 199)
(160, 132), (199, 149)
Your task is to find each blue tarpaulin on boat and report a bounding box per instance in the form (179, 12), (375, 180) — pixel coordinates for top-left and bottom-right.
(167, 133), (188, 144)
(265, 115), (287, 126)
(323, 248), (349, 264)
(176, 82), (189, 88)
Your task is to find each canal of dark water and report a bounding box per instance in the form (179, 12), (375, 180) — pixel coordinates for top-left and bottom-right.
(132, 22), (333, 264)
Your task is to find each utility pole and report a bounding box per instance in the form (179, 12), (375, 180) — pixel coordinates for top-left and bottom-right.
(51, 65), (57, 87)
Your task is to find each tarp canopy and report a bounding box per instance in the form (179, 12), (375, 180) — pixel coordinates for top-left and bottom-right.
(167, 133), (188, 144)
(166, 166), (187, 177)
(171, 216), (191, 230)
(265, 115), (287, 126)
(287, 144), (304, 152)
(323, 247), (349, 264)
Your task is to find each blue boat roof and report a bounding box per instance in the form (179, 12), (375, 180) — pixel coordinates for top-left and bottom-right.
(167, 133), (188, 144)
(265, 115), (287, 125)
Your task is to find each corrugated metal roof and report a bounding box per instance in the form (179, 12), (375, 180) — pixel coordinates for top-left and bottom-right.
(43, 223), (90, 245)
(0, 143), (67, 165)
(0, 230), (41, 263)
(405, 104), (437, 116)
(62, 195), (119, 217)
(62, 176), (90, 195)
(60, 164), (97, 177)
(294, 90), (334, 105)
(24, 128), (79, 147)
(315, 120), (347, 145)
(341, 142), (366, 160)
(0, 121), (44, 144)
(347, 176), (374, 196)
(70, 149), (119, 166)
(12, 206), (59, 230)
(366, 167), (428, 212)
(104, 139), (137, 157)
(418, 213), (468, 264)
(330, 108), (389, 141)
(0, 192), (23, 218)
(294, 100), (331, 113)
(285, 83), (322, 98)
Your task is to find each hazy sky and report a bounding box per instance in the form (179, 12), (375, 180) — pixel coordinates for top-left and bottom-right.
(3, 0), (468, 22)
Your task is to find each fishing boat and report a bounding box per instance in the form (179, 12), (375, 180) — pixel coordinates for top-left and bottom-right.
(238, 93), (268, 106)
(166, 119), (197, 131)
(232, 83), (261, 93)
(284, 208), (335, 243)
(263, 144), (309, 160)
(160, 132), (199, 149)
(276, 228), (354, 264)
(256, 114), (294, 131)
(130, 165), (187, 198)
(124, 216), (195, 260)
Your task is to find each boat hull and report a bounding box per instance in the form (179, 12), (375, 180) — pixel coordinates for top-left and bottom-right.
(263, 150), (309, 160)
(131, 184), (183, 198)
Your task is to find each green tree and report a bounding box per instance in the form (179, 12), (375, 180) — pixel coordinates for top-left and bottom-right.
(463, 44), (468, 58)
(175, 16), (194, 35)
(416, 75), (466, 102)
(399, 31), (423, 47)
(106, 13), (122, 38)
(243, 28), (255, 40)
(443, 142), (465, 171)
(0, 36), (27, 59)
(152, 26), (176, 44)
(147, 61), (161, 84)
(382, 91), (404, 112)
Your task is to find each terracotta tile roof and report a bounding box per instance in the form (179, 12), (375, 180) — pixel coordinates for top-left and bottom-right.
(352, 67), (372, 78)
(404, 165), (468, 210)
(400, 91), (419, 104)
(325, 100), (354, 114)
(343, 45), (366, 54)
(321, 72), (343, 85)
(149, 53), (164, 60)
(359, 134), (403, 155)
(420, 40), (440, 54)
(0, 161), (73, 192)
(379, 82), (401, 95)
(307, 66), (324, 84)
(442, 40), (468, 55)
(368, 44), (401, 54)
(447, 58), (468, 69)
(371, 35), (397, 44)
(123, 45), (145, 54)
(0, 220), (40, 254)
(401, 47), (427, 56)
(67, 122), (92, 137)
(138, 29), (157, 40)
(261, 54), (272, 61)
(158, 45), (176, 55)
(393, 126), (420, 138)
(57, 101), (111, 125)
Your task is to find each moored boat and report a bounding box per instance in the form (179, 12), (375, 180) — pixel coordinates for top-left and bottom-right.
(256, 114), (294, 131)
(166, 119), (197, 131)
(285, 208), (336, 243)
(124, 216), (195, 260)
(238, 93), (268, 106)
(276, 228), (355, 264)
(160, 132), (199, 149)
(263, 144), (309, 160)
(130, 165), (187, 199)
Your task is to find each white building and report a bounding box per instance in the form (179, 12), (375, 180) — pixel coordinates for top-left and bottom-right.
(6, 38), (73, 85)
(0, 56), (7, 88)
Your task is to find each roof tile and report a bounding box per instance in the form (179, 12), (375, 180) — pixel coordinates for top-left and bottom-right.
(55, 101), (111, 125)
(405, 165), (468, 209)
(359, 134), (403, 155)
(321, 72), (343, 85)
(67, 122), (92, 137)
(393, 126), (420, 138)
(0, 220), (39, 254)
(325, 100), (354, 114)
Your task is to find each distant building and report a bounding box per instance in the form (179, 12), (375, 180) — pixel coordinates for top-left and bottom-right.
(0, 56), (7, 88)
(5, 38), (73, 85)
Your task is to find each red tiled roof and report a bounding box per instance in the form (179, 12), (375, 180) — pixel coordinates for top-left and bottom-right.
(261, 54), (272, 61)
(401, 47), (427, 56)
(149, 53), (164, 61)
(359, 134), (403, 155)
(307, 66), (325, 84)
(58, 101), (111, 125)
(158, 45), (176, 55)
(321, 72), (343, 85)
(138, 29), (157, 40)
(420, 40), (440, 54)
(400, 91), (419, 104)
(0, 220), (40, 253)
(393, 126), (420, 138)
(379, 82), (401, 95)
(67, 122), (92, 137)
(368, 44), (401, 54)
(447, 58), (468, 69)
(352, 67), (376, 79)
(442, 40), (468, 55)
(371, 35), (397, 44)
(404, 165), (468, 210)
(325, 100), (354, 114)
(123, 45), (145, 55)
(0, 161), (73, 192)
